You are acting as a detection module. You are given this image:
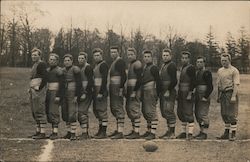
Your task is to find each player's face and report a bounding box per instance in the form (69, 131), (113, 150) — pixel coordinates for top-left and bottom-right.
(78, 55), (86, 65)
(162, 52), (171, 63)
(181, 54), (190, 65)
(143, 53), (152, 64)
(221, 56), (230, 68)
(31, 51), (40, 62)
(127, 51), (136, 62)
(93, 52), (102, 62)
(64, 57), (73, 67)
(196, 58), (205, 69)
(110, 49), (119, 60)
(48, 55), (58, 66)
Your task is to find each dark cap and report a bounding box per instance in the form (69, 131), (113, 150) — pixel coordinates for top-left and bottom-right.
(63, 54), (73, 60)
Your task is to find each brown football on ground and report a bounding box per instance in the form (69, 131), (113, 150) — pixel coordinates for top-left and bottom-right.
(143, 141), (158, 152)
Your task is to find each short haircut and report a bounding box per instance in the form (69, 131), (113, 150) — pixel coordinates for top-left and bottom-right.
(162, 48), (171, 54)
(63, 54), (73, 60)
(79, 52), (88, 60)
(143, 50), (153, 56)
(110, 46), (119, 52)
(92, 48), (103, 55)
(221, 53), (231, 62)
(127, 47), (137, 55)
(49, 53), (59, 60)
(181, 51), (191, 58)
(196, 56), (206, 63)
(32, 48), (42, 56)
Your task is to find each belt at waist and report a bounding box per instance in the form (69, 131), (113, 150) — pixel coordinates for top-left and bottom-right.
(94, 78), (102, 86)
(161, 81), (171, 89)
(48, 82), (59, 91)
(179, 83), (190, 91)
(110, 76), (121, 85)
(66, 82), (76, 90)
(127, 79), (137, 87)
(221, 88), (233, 93)
(143, 81), (155, 90)
(220, 86), (233, 93)
(30, 78), (42, 88)
(196, 85), (207, 93)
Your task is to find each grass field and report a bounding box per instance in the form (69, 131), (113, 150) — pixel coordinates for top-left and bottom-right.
(0, 67), (250, 162)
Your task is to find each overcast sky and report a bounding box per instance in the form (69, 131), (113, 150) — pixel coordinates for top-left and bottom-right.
(1, 1), (250, 45)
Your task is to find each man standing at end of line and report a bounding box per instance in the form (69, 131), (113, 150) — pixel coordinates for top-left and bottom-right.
(92, 48), (109, 139)
(46, 53), (64, 140)
(194, 56), (213, 140)
(159, 48), (177, 139)
(141, 50), (161, 140)
(176, 51), (196, 140)
(62, 54), (81, 141)
(217, 53), (240, 141)
(125, 48), (143, 139)
(29, 48), (48, 139)
(77, 52), (94, 140)
(109, 46), (127, 139)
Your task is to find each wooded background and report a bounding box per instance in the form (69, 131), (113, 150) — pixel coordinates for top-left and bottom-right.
(1, 2), (249, 73)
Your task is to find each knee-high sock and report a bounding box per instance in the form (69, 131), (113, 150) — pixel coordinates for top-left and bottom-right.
(134, 118), (140, 133)
(181, 122), (187, 133)
(117, 118), (124, 133)
(187, 122), (194, 134)
(70, 122), (77, 133)
(151, 120), (158, 134)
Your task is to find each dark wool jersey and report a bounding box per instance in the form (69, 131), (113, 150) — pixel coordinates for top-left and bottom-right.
(160, 61), (177, 91)
(179, 64), (196, 91)
(63, 65), (81, 97)
(141, 63), (161, 96)
(196, 69), (213, 99)
(30, 60), (47, 90)
(109, 57), (127, 88)
(47, 66), (65, 97)
(127, 59), (143, 92)
(79, 63), (94, 94)
(94, 60), (109, 95)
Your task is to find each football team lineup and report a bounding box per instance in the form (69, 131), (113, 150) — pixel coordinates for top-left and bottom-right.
(28, 47), (240, 141)
(1, 47), (250, 161)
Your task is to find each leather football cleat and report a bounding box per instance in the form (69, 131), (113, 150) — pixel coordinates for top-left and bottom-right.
(49, 133), (58, 140)
(63, 131), (71, 139)
(32, 133), (46, 139)
(110, 132), (124, 139)
(126, 131), (140, 139)
(145, 132), (156, 140)
(176, 132), (186, 139)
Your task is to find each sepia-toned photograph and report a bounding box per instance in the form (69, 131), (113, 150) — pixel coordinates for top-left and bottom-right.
(0, 1), (249, 161)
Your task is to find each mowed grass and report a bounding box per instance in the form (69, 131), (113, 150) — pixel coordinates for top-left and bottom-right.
(0, 67), (250, 161)
(53, 140), (250, 162)
(0, 140), (46, 161)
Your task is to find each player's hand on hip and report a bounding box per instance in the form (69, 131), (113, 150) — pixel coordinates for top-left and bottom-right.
(119, 88), (123, 97)
(130, 91), (136, 98)
(186, 92), (193, 100)
(54, 97), (60, 104)
(73, 96), (78, 103)
(164, 90), (170, 98)
(201, 97), (208, 102)
(230, 96), (236, 103)
(34, 86), (39, 91)
(97, 93), (103, 101)
(80, 94), (86, 101)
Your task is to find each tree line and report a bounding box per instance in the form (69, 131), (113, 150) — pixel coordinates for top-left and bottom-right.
(1, 3), (249, 73)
